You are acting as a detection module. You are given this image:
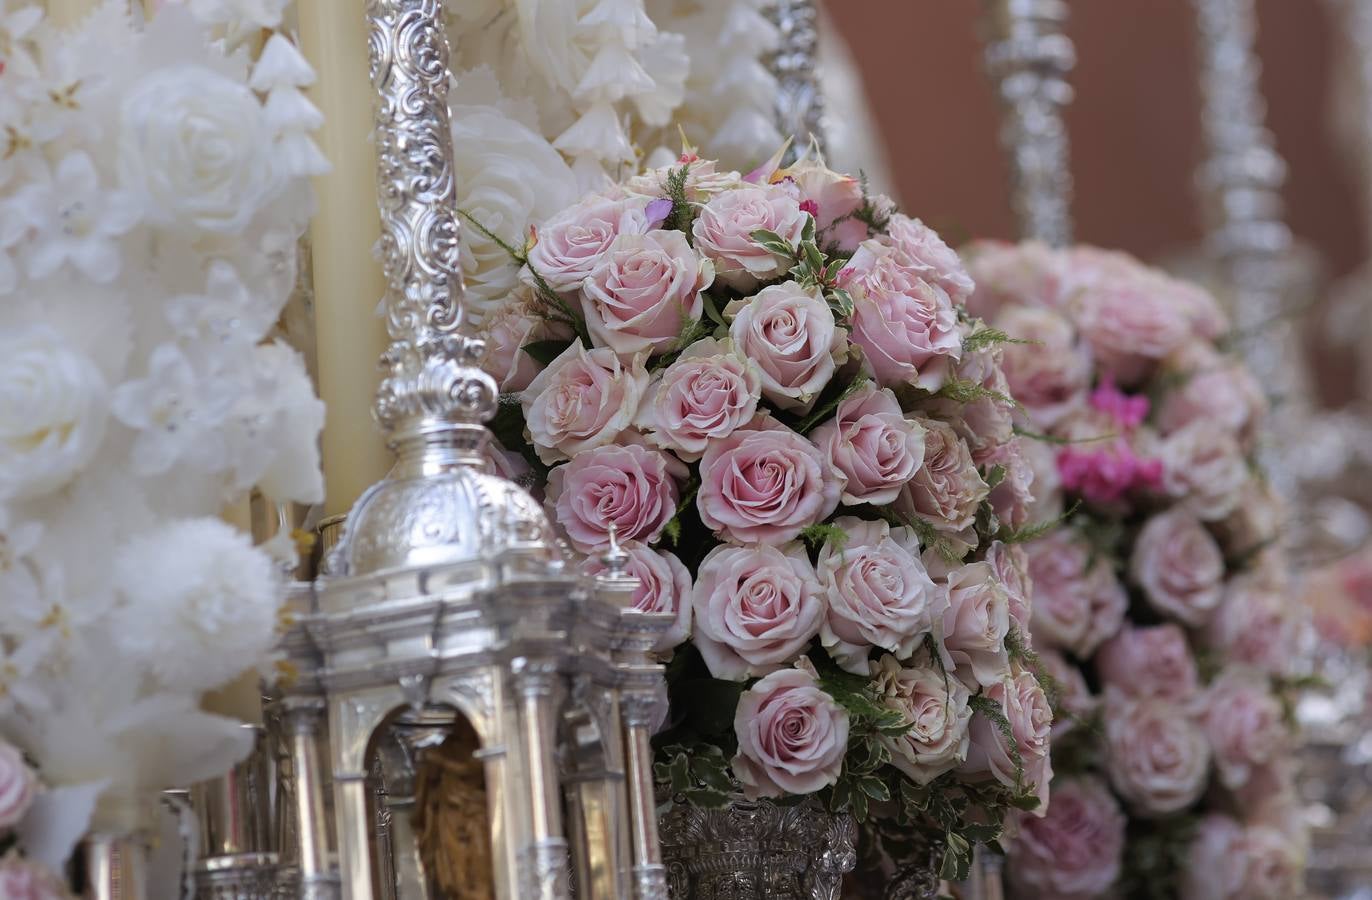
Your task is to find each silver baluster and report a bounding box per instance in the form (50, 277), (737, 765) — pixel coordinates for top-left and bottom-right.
(767, 0), (827, 163)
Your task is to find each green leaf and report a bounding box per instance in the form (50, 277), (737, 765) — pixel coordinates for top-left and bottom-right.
(793, 374), (871, 435)
(800, 522), (848, 553)
(702, 292), (729, 329)
(996, 500), (1081, 545)
(850, 789), (869, 822)
(749, 228), (796, 257)
(983, 463), (1007, 490)
(936, 377), (1024, 414)
(681, 789), (731, 809)
(940, 833), (972, 881)
(667, 752), (692, 793)
(961, 326), (1035, 353)
(856, 776), (890, 802)
(803, 240), (825, 273)
(520, 338), (574, 366)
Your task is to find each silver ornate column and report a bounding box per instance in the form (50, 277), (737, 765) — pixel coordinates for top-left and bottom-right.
(1190, 0), (1313, 497)
(599, 539), (669, 900)
(768, 0), (826, 163)
(981, 0), (1075, 246)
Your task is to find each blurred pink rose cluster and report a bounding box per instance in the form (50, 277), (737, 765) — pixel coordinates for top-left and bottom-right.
(488, 153), (1052, 866)
(0, 740), (71, 899)
(967, 242), (1304, 900)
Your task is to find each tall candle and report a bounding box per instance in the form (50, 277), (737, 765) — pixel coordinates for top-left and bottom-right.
(43, 0), (96, 29)
(297, 1), (392, 518)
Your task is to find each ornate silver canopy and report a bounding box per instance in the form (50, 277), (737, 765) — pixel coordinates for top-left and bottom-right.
(268, 3), (674, 899)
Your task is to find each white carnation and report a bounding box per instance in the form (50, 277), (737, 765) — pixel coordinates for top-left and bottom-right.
(0, 326), (108, 502)
(110, 518), (281, 693)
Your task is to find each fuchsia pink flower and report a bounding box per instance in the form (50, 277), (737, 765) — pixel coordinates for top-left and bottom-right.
(1055, 438), (1162, 505)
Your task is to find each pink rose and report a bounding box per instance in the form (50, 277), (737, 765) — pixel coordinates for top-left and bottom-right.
(1130, 508), (1225, 626)
(1214, 479), (1284, 558)
(883, 214), (975, 303)
(480, 292), (574, 392)
(811, 382), (925, 506)
(962, 666), (1053, 811)
(1159, 421), (1249, 521)
(727, 282), (844, 413)
(933, 342), (1014, 459)
(941, 561), (1011, 687)
(872, 653), (972, 784)
(1024, 531), (1126, 658)
(787, 159), (867, 251)
(547, 443), (680, 553)
(1201, 667), (1286, 790)
(522, 341), (648, 464)
(579, 230), (714, 356)
(0, 856), (71, 900)
(1070, 271), (1190, 385)
(1103, 690), (1210, 816)
(996, 306), (1092, 428)
(1020, 437), (1063, 524)
(1207, 575), (1298, 675)
(963, 239), (1070, 319)
(1181, 816), (1304, 900)
(697, 418), (840, 544)
(844, 240), (962, 390)
(691, 543), (823, 680)
(1096, 623), (1200, 702)
(691, 184), (809, 290)
(1035, 647), (1097, 738)
(895, 417), (988, 535)
(580, 541), (692, 651)
(0, 742), (36, 829)
(636, 338), (761, 460)
(1007, 777), (1125, 900)
(1158, 342), (1265, 444)
(817, 517), (947, 673)
(625, 159), (742, 202)
(982, 439), (1037, 532)
(732, 666), (849, 797)
(525, 193), (650, 292)
(987, 541), (1033, 638)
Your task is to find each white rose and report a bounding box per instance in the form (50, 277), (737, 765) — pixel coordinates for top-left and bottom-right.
(0, 326), (108, 501)
(450, 103), (578, 323)
(118, 66), (276, 233)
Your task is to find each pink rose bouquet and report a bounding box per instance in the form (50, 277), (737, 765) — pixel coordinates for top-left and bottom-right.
(968, 242), (1305, 898)
(484, 151), (1051, 878)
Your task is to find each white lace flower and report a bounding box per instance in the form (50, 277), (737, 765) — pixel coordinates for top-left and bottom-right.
(220, 341), (324, 503)
(110, 343), (239, 476)
(0, 325), (109, 502)
(164, 261), (279, 351)
(0, 203), (23, 295)
(0, 509), (42, 631)
(110, 518), (281, 693)
(185, 0), (289, 33)
(0, 3), (42, 79)
(14, 153), (140, 283)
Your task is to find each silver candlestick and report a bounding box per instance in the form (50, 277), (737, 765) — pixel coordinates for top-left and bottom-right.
(981, 0), (1076, 246)
(768, 0), (827, 163)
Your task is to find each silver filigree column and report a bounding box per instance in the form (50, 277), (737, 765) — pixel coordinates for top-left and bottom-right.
(768, 0), (826, 164)
(981, 0), (1075, 246)
(1191, 0), (1313, 498)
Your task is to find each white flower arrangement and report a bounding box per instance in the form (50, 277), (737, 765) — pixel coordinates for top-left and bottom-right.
(0, 0), (325, 863)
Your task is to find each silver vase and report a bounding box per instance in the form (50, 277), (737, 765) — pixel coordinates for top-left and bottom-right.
(658, 795), (856, 900)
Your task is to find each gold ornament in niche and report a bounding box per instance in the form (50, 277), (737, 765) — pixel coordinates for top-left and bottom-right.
(413, 718), (494, 899)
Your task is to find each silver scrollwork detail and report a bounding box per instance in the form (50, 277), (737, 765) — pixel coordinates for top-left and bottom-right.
(981, 0), (1076, 246)
(632, 864), (669, 900)
(767, 0), (826, 164)
(658, 795), (856, 900)
(365, 0), (496, 434)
